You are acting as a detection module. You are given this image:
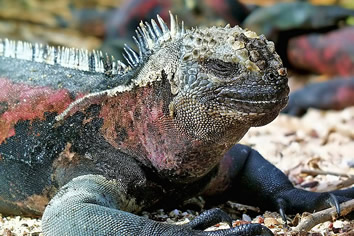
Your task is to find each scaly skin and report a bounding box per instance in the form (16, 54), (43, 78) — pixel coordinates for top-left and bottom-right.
(0, 13), (352, 235)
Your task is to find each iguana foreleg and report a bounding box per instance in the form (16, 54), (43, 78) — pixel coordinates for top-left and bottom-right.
(42, 174), (273, 235)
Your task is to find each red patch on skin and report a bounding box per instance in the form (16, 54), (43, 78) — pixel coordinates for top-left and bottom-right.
(99, 83), (230, 182)
(99, 85), (183, 170)
(0, 78), (75, 143)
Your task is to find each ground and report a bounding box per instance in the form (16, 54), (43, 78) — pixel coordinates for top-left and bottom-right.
(1, 107), (354, 235)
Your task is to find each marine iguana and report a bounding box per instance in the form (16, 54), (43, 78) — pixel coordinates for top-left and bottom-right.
(0, 13), (352, 235)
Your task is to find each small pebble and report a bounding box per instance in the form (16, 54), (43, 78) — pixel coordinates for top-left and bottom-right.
(242, 214), (252, 222)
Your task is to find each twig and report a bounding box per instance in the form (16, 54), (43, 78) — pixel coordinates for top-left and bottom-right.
(301, 169), (354, 191)
(301, 169), (353, 178)
(335, 178), (354, 190)
(293, 199), (354, 232)
(226, 201), (260, 212)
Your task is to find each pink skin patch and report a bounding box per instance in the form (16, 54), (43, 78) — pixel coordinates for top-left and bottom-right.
(0, 78), (75, 143)
(99, 83), (237, 182)
(99, 86), (187, 171)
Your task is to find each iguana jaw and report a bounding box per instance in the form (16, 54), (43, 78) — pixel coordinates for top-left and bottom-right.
(209, 71), (289, 126)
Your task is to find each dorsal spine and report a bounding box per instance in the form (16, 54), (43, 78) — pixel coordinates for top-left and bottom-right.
(0, 12), (185, 77)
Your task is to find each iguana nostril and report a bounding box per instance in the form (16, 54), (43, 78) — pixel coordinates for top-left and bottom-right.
(278, 68), (287, 77)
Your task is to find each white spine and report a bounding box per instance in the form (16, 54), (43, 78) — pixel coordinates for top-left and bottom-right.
(0, 13), (183, 76)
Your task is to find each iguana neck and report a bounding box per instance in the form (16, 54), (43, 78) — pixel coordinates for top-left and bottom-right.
(99, 77), (248, 183)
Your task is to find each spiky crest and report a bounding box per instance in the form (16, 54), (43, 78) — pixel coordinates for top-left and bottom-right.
(0, 12), (184, 77)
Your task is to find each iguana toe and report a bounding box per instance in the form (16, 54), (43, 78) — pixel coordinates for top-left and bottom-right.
(188, 208), (233, 230)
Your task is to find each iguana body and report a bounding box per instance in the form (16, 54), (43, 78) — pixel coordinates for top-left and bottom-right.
(0, 13), (352, 235)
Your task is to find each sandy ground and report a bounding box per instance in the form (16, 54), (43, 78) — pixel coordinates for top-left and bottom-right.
(1, 107), (354, 235)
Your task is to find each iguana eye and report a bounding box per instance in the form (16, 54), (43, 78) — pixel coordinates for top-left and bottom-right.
(203, 59), (237, 77)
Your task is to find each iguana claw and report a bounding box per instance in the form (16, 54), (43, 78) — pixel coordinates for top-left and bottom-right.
(329, 193), (340, 216)
(276, 198), (288, 226)
(188, 208), (233, 230)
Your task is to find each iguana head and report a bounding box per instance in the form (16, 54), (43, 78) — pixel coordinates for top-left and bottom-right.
(131, 13), (288, 143)
(170, 24), (288, 142)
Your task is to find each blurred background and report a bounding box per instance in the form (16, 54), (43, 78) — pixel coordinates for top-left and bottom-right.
(0, 0), (354, 116)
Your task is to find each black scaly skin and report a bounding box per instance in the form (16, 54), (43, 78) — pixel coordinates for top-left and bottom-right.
(0, 13), (353, 235)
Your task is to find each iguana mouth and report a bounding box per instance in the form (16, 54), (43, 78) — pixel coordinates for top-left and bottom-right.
(227, 97), (288, 107)
(213, 83), (289, 115)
